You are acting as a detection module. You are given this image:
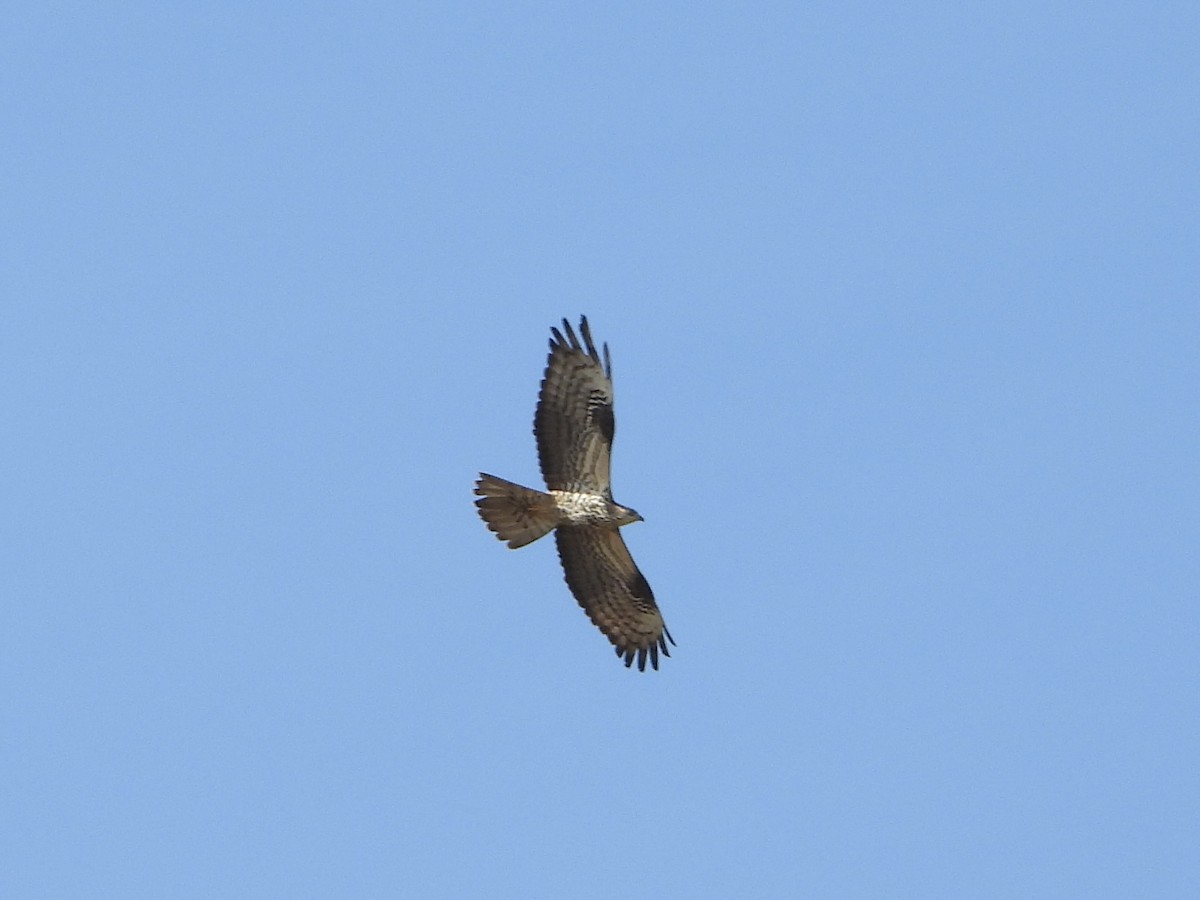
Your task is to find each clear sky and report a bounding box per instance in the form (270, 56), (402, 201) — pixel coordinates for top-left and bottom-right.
(4, 3), (1198, 898)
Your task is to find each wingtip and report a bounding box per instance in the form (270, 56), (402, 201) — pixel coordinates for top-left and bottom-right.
(560, 318), (579, 350)
(576, 315), (605, 370)
(615, 642), (667, 672)
(547, 316), (609, 376)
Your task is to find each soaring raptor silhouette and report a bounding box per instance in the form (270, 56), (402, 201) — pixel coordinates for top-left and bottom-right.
(474, 316), (674, 671)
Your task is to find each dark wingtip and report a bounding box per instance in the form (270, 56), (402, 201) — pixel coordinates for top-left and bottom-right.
(577, 315), (604, 370)
(613, 630), (674, 671)
(549, 316), (608, 375)
(560, 318), (580, 351)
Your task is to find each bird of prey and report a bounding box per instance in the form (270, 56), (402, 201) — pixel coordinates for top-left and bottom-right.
(474, 316), (674, 671)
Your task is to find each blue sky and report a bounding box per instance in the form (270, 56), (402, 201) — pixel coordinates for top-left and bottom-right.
(4, 2), (1198, 897)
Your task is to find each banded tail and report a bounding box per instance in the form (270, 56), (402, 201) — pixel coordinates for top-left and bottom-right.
(474, 473), (559, 549)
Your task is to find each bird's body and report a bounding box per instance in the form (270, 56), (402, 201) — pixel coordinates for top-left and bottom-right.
(550, 490), (641, 527)
(474, 316), (674, 671)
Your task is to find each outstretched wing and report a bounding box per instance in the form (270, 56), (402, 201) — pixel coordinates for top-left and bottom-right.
(535, 316), (615, 493)
(554, 526), (674, 671)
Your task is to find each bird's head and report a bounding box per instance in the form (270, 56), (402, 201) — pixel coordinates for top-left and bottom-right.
(612, 503), (643, 527)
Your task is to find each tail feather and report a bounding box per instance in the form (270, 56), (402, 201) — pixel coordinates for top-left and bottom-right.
(474, 474), (559, 549)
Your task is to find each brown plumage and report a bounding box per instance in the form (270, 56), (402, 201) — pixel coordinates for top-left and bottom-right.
(474, 316), (674, 671)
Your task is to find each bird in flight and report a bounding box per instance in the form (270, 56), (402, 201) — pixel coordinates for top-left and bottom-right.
(474, 316), (674, 671)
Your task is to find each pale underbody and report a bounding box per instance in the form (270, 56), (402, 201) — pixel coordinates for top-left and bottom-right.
(549, 490), (642, 528)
